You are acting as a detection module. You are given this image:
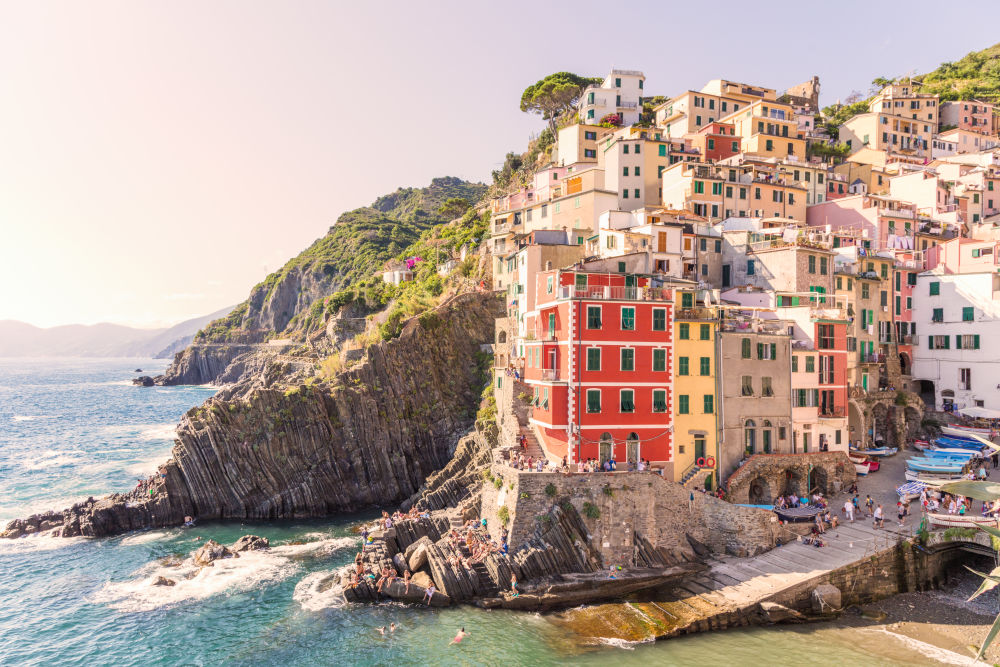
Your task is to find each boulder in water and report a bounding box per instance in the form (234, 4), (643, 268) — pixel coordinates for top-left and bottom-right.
(193, 539), (235, 566)
(410, 571), (434, 590)
(406, 536), (432, 572)
(152, 576), (176, 587)
(231, 535), (270, 552)
(132, 376), (155, 387)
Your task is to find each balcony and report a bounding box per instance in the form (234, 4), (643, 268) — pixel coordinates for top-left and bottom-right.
(675, 307), (717, 320)
(858, 353), (886, 364)
(557, 285), (672, 302)
(618, 101), (638, 110)
(541, 369), (560, 382)
(901, 334), (918, 345)
(820, 406), (846, 418)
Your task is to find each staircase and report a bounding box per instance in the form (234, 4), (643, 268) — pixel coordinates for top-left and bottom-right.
(518, 426), (545, 461)
(683, 468), (713, 491)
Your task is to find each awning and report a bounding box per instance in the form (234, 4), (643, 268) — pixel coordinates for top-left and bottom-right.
(958, 406), (1000, 419)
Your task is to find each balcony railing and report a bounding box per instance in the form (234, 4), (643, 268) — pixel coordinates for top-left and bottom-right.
(558, 286), (672, 302)
(541, 369), (560, 382)
(820, 406), (846, 418)
(858, 353), (886, 364)
(675, 307), (716, 320)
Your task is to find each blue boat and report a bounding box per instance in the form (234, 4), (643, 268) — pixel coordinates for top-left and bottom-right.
(933, 437), (987, 451)
(924, 449), (977, 460)
(906, 458), (965, 473)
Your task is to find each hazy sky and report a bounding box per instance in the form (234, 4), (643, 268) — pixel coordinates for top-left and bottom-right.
(2, 1), (998, 328)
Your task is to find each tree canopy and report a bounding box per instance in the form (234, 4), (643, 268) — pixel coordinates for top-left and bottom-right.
(520, 72), (601, 134)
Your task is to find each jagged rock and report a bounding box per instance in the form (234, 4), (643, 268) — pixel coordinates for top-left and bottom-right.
(760, 601), (805, 623)
(410, 571), (434, 589)
(4, 292), (503, 540)
(404, 536), (432, 562)
(812, 583), (842, 613)
(231, 535), (269, 552)
(193, 540), (234, 566)
(152, 576), (176, 587)
(407, 542), (430, 573)
(132, 376), (155, 387)
(392, 553), (408, 574)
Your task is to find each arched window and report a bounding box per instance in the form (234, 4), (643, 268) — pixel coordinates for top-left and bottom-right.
(497, 331), (507, 344)
(626, 432), (640, 465)
(744, 419), (757, 455)
(762, 419), (773, 453)
(599, 432), (613, 466)
(546, 261), (553, 270)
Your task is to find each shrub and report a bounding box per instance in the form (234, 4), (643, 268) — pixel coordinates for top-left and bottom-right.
(520, 491), (531, 499)
(498, 506), (510, 525)
(545, 483), (557, 497)
(493, 477), (503, 490)
(602, 485), (614, 497)
(582, 502), (600, 519)
(894, 392), (908, 406)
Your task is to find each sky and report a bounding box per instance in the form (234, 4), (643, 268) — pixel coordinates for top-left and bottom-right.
(2, 1), (999, 328)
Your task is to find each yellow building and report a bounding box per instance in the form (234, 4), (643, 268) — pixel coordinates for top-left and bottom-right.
(660, 161), (808, 221)
(672, 293), (719, 490)
(720, 99), (807, 161)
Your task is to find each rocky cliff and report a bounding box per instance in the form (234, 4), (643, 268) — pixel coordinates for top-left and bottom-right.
(3, 291), (502, 539)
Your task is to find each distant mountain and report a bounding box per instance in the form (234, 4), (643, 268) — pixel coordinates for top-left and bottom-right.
(0, 306), (234, 358)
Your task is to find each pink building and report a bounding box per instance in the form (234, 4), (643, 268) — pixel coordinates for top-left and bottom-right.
(807, 194), (919, 251)
(940, 101), (996, 136)
(924, 237), (1000, 273)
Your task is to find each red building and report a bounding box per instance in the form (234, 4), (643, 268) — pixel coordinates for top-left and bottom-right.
(689, 122), (740, 162)
(892, 255), (920, 377)
(523, 269), (674, 466)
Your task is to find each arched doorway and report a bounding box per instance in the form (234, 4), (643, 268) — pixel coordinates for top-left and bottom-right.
(872, 403), (894, 448)
(749, 476), (771, 504)
(898, 352), (910, 376)
(810, 467), (829, 495)
(761, 420), (773, 454)
(599, 432), (613, 466)
(626, 432), (639, 466)
(848, 401), (865, 448)
(918, 380), (936, 409)
(744, 419), (757, 456)
(497, 330), (507, 344)
(783, 468), (804, 498)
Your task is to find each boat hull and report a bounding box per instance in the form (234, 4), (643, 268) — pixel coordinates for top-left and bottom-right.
(904, 470), (963, 482)
(927, 513), (999, 529)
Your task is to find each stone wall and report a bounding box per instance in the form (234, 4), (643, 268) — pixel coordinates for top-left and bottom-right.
(482, 465), (781, 563)
(725, 451), (856, 504)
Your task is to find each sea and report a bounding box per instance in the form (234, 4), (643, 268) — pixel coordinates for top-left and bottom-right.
(0, 358), (982, 665)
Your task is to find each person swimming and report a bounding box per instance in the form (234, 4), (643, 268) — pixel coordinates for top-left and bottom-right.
(377, 626), (386, 636)
(450, 628), (468, 645)
(390, 623), (396, 633)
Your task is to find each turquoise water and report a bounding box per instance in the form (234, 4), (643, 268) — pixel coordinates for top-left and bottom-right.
(0, 359), (966, 665)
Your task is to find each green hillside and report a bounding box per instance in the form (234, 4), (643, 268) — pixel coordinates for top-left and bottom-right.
(918, 42), (1000, 101)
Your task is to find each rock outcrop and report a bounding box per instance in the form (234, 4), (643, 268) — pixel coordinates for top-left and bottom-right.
(2, 292), (502, 540)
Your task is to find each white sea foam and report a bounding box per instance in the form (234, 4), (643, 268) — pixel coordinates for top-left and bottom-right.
(119, 530), (171, 546)
(12, 414), (57, 422)
(139, 424), (177, 442)
(0, 533), (89, 554)
(95, 536), (356, 612)
(863, 626), (990, 666)
(25, 451), (85, 470)
(292, 570), (350, 611)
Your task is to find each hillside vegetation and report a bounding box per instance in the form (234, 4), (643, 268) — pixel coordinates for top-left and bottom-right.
(195, 176), (487, 343)
(919, 42), (1000, 101)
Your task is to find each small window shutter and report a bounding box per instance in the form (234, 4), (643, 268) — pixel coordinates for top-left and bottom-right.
(955, 335), (962, 350)
(975, 334), (981, 349)
(944, 336), (950, 349)
(928, 337), (933, 350)
(757, 342), (764, 358)
(770, 343), (776, 360)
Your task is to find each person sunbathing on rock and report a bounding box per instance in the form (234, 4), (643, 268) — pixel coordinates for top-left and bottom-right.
(422, 584), (436, 605)
(403, 570), (411, 594)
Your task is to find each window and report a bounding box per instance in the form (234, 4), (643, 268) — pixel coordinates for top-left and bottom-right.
(658, 144), (666, 156)
(732, 141), (739, 152)
(960, 368), (971, 390)
(715, 240), (722, 253)
(587, 306), (601, 329)
(546, 276), (553, 294)
(679, 323), (690, 340)
(820, 257), (828, 275)
(586, 348), (601, 371)
(929, 335), (950, 350)
(678, 356), (689, 375)
(711, 182), (722, 195)
(621, 307), (635, 330)
(694, 181), (704, 194)
(678, 394), (689, 414)
(620, 348), (635, 371)
(880, 264), (888, 279)
(700, 324), (710, 340)
(757, 342), (776, 360)
(741, 337), (751, 358)
(805, 356), (815, 373)
(618, 261), (626, 273)
(708, 138), (715, 150)
(791, 355), (798, 372)
(622, 189), (629, 199)
(703, 395), (714, 414)
(862, 283), (870, 300)
(930, 281), (940, 296)
(623, 167), (629, 177)
(653, 348), (666, 372)
(956, 334), (981, 350)
(584, 149), (596, 158)
(587, 389), (601, 413)
(932, 308), (943, 322)
(634, 188), (640, 199)
(817, 324), (835, 349)
(584, 131), (597, 140)
(700, 357), (710, 375)
(747, 259), (755, 276)
(963, 306), (974, 321)
(741, 375), (754, 396)
(652, 308), (666, 331)
(681, 292), (694, 309)
(808, 255), (816, 273)
(620, 390), (634, 413)
(766, 139), (773, 151)
(653, 389), (667, 413)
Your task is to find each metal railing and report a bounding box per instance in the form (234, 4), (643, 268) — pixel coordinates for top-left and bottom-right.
(541, 369), (560, 382)
(557, 285), (672, 302)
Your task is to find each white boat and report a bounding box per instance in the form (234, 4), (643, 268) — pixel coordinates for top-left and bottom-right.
(942, 424), (994, 437)
(854, 463), (870, 476)
(926, 513), (999, 529)
(904, 469), (963, 483)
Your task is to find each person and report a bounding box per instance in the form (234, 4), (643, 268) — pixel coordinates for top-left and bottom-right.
(510, 573), (519, 598)
(814, 513), (826, 534)
(852, 495), (861, 513)
(865, 495), (874, 518)
(844, 499), (855, 523)
(874, 504), (884, 529)
(423, 584), (436, 605)
(450, 628), (469, 645)
(848, 481), (859, 495)
(828, 511), (839, 529)
(377, 626), (386, 636)
(403, 569), (411, 594)
(897, 503), (906, 527)
(390, 623), (397, 633)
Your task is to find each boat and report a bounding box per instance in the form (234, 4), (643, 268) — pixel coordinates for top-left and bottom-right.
(865, 460), (880, 472)
(905, 469), (963, 483)
(906, 459), (965, 473)
(939, 428), (983, 441)
(932, 437), (988, 452)
(854, 463), (870, 476)
(866, 447), (897, 457)
(774, 506), (823, 523)
(923, 449), (977, 460)
(943, 424), (994, 437)
(911, 440), (930, 451)
(896, 481), (929, 501)
(926, 513), (999, 529)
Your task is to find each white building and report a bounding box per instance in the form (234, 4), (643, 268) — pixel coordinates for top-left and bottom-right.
(911, 243), (1000, 411)
(578, 69), (645, 126)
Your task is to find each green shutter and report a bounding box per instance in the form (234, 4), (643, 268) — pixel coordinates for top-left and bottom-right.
(930, 282), (940, 295)
(704, 395), (713, 414)
(792, 355), (798, 372)
(770, 343), (776, 360)
(653, 349), (666, 372)
(700, 357), (710, 375)
(944, 336), (950, 349)
(975, 334), (981, 349)
(928, 336), (933, 350)
(757, 342), (764, 359)
(678, 395), (689, 414)
(678, 357), (688, 375)
(956, 335), (962, 350)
